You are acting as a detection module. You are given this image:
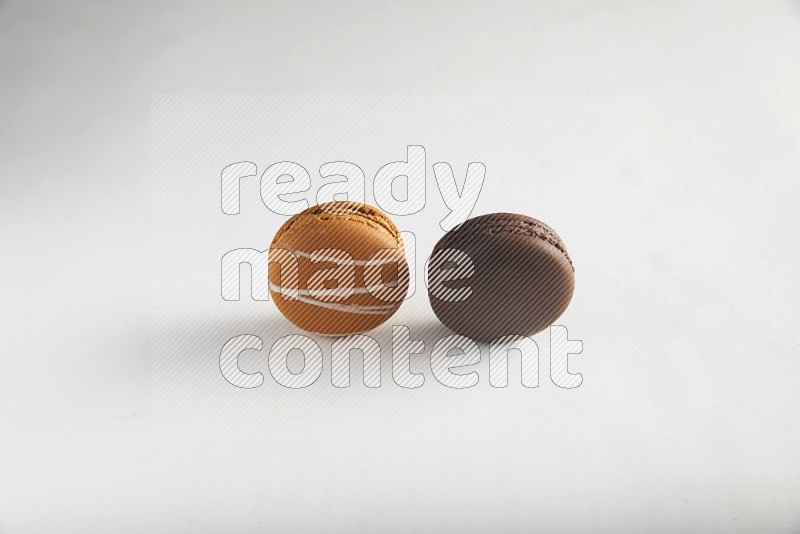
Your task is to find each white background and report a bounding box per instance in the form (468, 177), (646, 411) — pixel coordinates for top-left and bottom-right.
(2, 1), (799, 532)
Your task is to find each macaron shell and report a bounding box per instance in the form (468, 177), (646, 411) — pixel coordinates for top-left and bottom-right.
(428, 214), (574, 342)
(271, 213), (402, 260)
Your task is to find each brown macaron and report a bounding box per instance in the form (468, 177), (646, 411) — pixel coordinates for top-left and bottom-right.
(269, 201), (408, 335)
(427, 213), (574, 342)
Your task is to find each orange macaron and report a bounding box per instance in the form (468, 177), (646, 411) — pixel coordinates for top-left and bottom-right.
(269, 201), (409, 335)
